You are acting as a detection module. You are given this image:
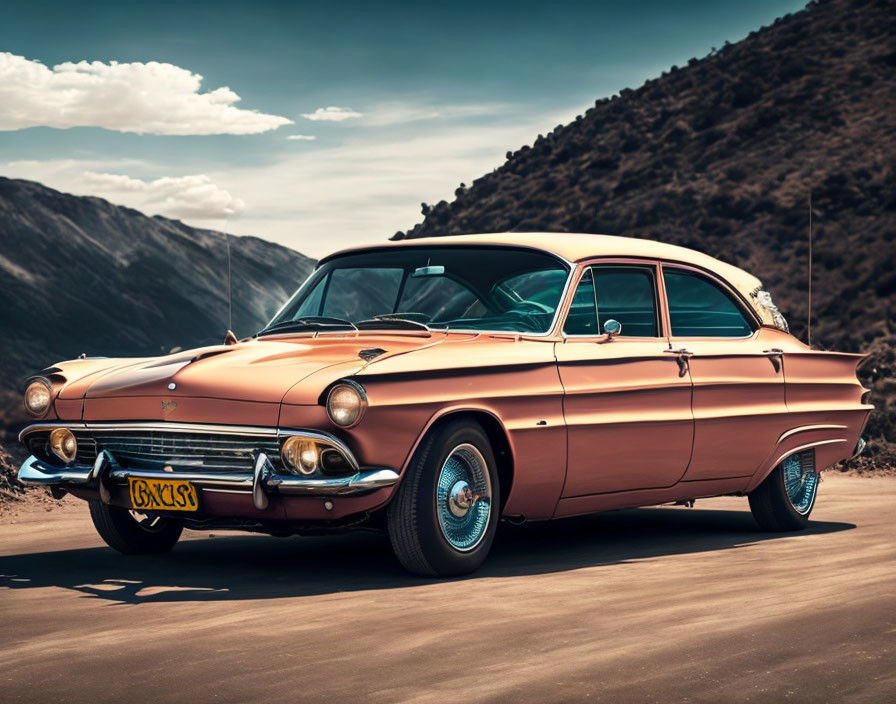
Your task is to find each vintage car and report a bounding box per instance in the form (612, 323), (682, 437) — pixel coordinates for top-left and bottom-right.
(17, 233), (871, 576)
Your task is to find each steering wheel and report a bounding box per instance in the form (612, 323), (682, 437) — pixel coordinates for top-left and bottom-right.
(509, 299), (554, 314)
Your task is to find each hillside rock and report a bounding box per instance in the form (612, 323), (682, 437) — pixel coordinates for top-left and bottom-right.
(0, 177), (315, 391)
(396, 0), (895, 462)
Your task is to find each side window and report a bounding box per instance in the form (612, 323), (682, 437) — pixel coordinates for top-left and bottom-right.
(663, 270), (754, 337)
(593, 267), (659, 337)
(563, 269), (597, 335)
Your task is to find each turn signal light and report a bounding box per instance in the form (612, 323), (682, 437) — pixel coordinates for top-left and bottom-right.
(49, 428), (78, 464)
(282, 437), (319, 475)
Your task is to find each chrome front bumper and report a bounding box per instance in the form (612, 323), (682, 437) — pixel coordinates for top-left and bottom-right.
(18, 453), (398, 494)
(17, 422), (399, 506)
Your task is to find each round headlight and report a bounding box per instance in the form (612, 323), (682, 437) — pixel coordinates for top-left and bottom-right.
(49, 428), (78, 463)
(24, 378), (52, 416)
(326, 381), (366, 428)
(281, 437), (319, 475)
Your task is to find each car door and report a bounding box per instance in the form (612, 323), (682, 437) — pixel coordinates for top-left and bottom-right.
(556, 262), (694, 496)
(661, 264), (787, 481)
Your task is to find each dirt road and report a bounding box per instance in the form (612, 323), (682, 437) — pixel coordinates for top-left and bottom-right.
(1, 474), (894, 703)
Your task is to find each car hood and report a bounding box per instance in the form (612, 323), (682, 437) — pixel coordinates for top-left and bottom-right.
(57, 333), (448, 405)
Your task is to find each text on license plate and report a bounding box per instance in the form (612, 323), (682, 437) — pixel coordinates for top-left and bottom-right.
(129, 477), (199, 512)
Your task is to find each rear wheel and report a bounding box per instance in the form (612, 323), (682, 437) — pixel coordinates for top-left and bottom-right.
(387, 420), (499, 577)
(88, 501), (183, 554)
(749, 453), (819, 531)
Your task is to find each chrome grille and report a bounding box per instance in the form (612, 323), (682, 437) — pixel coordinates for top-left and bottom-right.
(26, 429), (283, 473)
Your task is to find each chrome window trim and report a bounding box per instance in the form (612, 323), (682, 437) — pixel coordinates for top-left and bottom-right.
(562, 263), (663, 339)
(660, 262), (762, 336)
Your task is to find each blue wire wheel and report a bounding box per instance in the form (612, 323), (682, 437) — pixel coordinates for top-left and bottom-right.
(782, 454), (818, 516)
(436, 443), (492, 552)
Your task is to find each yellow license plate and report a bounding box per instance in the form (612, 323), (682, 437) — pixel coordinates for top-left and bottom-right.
(128, 477), (199, 512)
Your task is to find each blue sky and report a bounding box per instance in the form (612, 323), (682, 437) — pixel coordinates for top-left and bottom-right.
(0, 0), (806, 257)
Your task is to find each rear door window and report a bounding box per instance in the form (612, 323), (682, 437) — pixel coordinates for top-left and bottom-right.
(663, 269), (754, 337)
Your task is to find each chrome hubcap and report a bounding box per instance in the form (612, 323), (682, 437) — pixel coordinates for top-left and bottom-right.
(448, 480), (475, 517)
(782, 454), (818, 515)
(436, 444), (491, 552)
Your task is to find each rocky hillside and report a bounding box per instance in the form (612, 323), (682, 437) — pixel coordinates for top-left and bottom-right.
(0, 177), (314, 445)
(396, 0), (896, 466)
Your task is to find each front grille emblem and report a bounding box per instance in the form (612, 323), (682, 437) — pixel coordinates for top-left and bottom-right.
(161, 400), (178, 413)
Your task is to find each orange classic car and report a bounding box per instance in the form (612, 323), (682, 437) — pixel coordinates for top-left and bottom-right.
(18, 233), (871, 576)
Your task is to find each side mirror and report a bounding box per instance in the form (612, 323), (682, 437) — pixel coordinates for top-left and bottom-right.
(603, 319), (622, 339)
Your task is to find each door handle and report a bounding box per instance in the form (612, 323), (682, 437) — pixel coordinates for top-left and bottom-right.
(763, 348), (783, 373)
(664, 348), (691, 377)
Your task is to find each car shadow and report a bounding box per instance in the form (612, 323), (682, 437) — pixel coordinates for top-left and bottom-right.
(0, 506), (854, 604)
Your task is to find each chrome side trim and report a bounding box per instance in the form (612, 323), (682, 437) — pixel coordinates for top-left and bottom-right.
(769, 438), (847, 471)
(777, 424), (848, 443)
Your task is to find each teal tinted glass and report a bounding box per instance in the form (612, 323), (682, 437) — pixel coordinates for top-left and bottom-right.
(664, 270), (753, 337)
(594, 268), (658, 337)
(563, 270), (597, 335)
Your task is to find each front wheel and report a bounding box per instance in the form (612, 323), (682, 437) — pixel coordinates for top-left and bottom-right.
(748, 453), (819, 531)
(387, 420), (499, 577)
(88, 500), (183, 554)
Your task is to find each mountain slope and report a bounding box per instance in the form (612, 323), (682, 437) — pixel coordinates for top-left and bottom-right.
(0, 177), (314, 391)
(396, 0), (895, 464)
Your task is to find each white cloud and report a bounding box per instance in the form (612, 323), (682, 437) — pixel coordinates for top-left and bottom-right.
(286, 134), (316, 141)
(81, 172), (245, 218)
(2, 101), (583, 257)
(202, 103), (582, 256)
(0, 52), (292, 135)
(360, 102), (507, 127)
(300, 106), (363, 122)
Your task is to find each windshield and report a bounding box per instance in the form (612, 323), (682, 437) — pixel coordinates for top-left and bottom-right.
(265, 246), (570, 335)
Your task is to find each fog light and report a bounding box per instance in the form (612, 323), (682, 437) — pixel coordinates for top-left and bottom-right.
(282, 437), (319, 475)
(24, 378), (52, 416)
(49, 428), (78, 463)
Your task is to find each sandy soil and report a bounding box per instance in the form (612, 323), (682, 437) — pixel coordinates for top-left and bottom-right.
(1, 474), (894, 703)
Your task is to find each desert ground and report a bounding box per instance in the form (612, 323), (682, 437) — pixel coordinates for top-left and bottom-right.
(1, 474), (893, 703)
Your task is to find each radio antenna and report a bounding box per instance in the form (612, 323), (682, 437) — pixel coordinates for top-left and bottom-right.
(226, 230), (233, 332)
(807, 190), (813, 348)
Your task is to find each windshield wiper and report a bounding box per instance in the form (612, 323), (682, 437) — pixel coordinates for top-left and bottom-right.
(257, 316), (357, 336)
(356, 316), (436, 332)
